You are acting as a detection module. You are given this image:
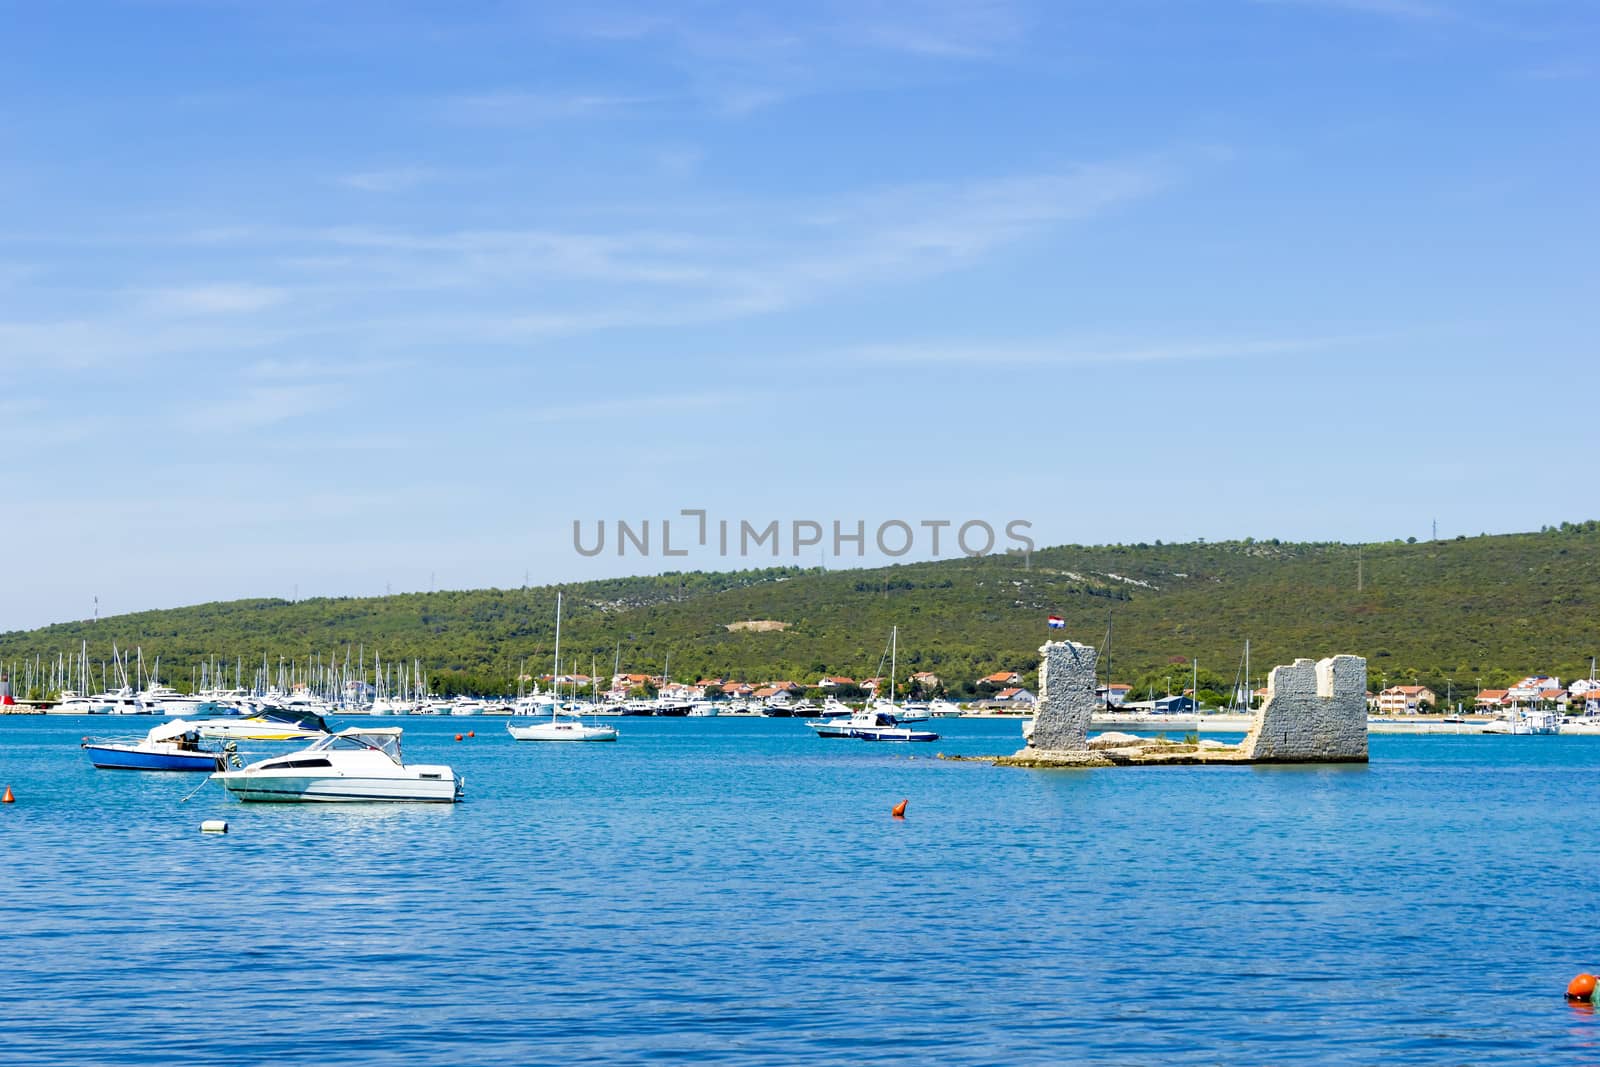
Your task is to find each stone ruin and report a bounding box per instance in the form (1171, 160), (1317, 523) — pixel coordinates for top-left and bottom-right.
(1010, 639), (1114, 766)
(1239, 654), (1368, 763)
(1011, 639), (1368, 766)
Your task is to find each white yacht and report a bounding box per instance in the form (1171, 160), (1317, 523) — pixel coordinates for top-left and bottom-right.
(140, 684), (216, 717)
(817, 697), (853, 719)
(49, 690), (100, 714)
(893, 700), (932, 723)
(95, 687), (151, 715)
(212, 728), (462, 803)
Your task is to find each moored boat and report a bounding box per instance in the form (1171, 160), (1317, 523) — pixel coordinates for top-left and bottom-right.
(211, 727), (462, 802)
(194, 707), (330, 742)
(506, 712), (618, 742)
(82, 720), (226, 772)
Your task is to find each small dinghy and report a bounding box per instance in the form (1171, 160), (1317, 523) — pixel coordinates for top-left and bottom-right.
(82, 720), (226, 772)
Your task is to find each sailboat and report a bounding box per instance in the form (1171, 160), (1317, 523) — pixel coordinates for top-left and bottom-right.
(506, 592), (619, 743)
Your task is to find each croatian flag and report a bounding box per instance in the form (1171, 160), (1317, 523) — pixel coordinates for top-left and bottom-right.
(1046, 615), (1065, 629)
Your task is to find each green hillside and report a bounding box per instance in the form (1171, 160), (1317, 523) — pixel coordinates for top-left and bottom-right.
(5, 524), (1600, 700)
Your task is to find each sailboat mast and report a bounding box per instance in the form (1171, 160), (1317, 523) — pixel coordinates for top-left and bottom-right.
(890, 626), (897, 704)
(553, 591), (562, 696)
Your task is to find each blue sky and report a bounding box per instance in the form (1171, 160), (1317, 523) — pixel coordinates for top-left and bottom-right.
(1, 0), (1595, 630)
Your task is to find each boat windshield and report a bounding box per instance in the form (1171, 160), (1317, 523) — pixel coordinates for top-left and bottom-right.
(259, 708), (331, 732)
(308, 730), (403, 762)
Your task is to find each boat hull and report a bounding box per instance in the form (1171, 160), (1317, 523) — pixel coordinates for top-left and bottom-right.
(83, 743), (223, 772)
(213, 770), (463, 803)
(856, 728), (940, 742)
(196, 720), (327, 742)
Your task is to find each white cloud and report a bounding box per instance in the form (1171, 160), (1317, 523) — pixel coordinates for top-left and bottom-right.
(335, 167), (441, 193)
(435, 91), (653, 126)
(1250, 0), (1449, 19)
(141, 283), (287, 315)
(0, 155), (1183, 386)
(182, 382), (341, 432)
(557, 1), (1029, 115)
(838, 334), (1372, 366)
(523, 392), (737, 424)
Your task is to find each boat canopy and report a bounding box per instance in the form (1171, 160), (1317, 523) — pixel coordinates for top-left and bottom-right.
(147, 719), (203, 743)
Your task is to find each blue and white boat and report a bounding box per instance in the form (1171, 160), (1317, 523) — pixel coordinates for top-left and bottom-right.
(82, 720), (226, 772)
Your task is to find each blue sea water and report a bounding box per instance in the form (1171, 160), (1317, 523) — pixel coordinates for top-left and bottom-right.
(1, 715), (1598, 1066)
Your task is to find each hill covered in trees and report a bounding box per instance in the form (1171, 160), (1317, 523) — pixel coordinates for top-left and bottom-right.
(4, 524), (1600, 701)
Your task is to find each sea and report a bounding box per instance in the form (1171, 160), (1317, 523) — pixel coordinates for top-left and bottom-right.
(1, 715), (1596, 1065)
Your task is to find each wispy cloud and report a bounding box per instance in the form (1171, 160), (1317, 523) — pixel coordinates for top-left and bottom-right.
(182, 382), (342, 432)
(844, 0), (1028, 59)
(435, 91), (653, 126)
(1250, 0), (1450, 19)
(140, 283), (287, 316)
(181, 357), (405, 433)
(242, 356), (412, 381)
(558, 1), (1029, 114)
(1520, 59), (1593, 81)
(0, 317), (287, 373)
(335, 166), (442, 193)
(838, 334), (1374, 366)
(0, 155), (1182, 389)
(523, 392), (737, 424)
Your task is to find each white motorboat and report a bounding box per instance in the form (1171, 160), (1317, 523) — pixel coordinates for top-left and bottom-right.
(1481, 709), (1560, 735)
(686, 701), (720, 717)
(808, 627), (938, 742)
(928, 699), (963, 717)
(807, 706), (940, 742)
(890, 700), (931, 723)
(817, 698), (853, 719)
(211, 727), (462, 803)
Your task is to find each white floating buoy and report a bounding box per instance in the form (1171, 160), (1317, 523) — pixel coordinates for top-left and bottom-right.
(200, 820), (229, 834)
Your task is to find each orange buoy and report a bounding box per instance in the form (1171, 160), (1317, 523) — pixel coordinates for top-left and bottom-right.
(468, 731), (475, 738)
(1567, 974), (1597, 1001)
(454, 734), (463, 742)
(2, 785), (13, 804)
(891, 798), (907, 818)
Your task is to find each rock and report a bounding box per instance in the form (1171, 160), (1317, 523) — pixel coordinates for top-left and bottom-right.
(1088, 731), (1148, 749)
